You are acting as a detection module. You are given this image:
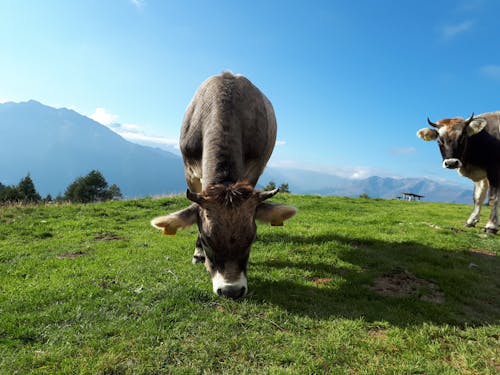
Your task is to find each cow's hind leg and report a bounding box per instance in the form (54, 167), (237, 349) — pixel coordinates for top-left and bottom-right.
(192, 235), (206, 264)
(485, 181), (499, 234)
(465, 178), (489, 227)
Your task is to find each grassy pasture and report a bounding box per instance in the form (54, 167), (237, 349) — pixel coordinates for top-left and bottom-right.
(0, 195), (499, 374)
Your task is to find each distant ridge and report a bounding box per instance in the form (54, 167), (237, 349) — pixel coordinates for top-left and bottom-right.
(0, 100), (185, 197)
(260, 168), (472, 204)
(0, 101), (473, 203)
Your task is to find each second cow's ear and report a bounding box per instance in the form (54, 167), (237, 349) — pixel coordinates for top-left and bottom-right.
(417, 128), (438, 141)
(466, 118), (487, 137)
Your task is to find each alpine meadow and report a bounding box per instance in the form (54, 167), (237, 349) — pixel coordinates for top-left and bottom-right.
(1, 194), (499, 374)
(3, 1), (500, 374)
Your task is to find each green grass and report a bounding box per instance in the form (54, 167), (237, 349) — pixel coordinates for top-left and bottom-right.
(1, 195), (499, 374)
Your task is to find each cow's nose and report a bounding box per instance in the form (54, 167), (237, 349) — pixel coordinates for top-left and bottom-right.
(443, 159), (461, 169)
(216, 286), (246, 299)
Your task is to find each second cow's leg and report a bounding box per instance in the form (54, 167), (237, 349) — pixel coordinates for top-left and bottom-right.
(485, 181), (499, 234)
(465, 178), (489, 227)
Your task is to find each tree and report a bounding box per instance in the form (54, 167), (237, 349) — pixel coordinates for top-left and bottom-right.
(279, 183), (291, 194)
(0, 175), (41, 204)
(17, 174), (41, 203)
(0, 185), (21, 202)
(64, 170), (122, 203)
(262, 181), (276, 191)
(106, 184), (123, 200)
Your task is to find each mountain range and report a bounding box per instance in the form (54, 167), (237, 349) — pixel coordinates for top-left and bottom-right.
(0, 100), (184, 197)
(0, 100), (473, 203)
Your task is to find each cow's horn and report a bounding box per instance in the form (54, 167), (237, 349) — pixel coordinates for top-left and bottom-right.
(427, 117), (439, 128)
(258, 188), (279, 202)
(186, 189), (205, 205)
(464, 113), (475, 124)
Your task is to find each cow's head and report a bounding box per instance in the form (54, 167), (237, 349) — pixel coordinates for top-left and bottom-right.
(417, 113), (487, 169)
(151, 182), (297, 299)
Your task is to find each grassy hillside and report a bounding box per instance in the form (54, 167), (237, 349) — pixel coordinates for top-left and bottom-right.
(1, 195), (499, 374)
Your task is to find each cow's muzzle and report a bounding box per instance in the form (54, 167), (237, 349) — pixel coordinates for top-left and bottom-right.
(216, 285), (247, 299)
(212, 271), (248, 299)
(443, 158), (462, 169)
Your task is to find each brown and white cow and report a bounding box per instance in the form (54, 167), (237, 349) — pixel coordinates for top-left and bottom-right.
(151, 72), (297, 298)
(417, 112), (500, 233)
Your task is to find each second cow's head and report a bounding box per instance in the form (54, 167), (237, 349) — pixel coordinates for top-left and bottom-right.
(151, 182), (297, 299)
(417, 113), (487, 169)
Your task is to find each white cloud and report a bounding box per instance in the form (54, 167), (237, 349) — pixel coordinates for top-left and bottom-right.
(117, 129), (179, 148)
(275, 140), (286, 146)
(90, 107), (119, 126)
(87, 107), (179, 151)
(480, 65), (500, 80)
(268, 159), (392, 180)
(441, 20), (475, 40)
(131, 0), (145, 9)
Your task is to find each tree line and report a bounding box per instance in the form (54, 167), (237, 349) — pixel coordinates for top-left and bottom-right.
(0, 170), (122, 204)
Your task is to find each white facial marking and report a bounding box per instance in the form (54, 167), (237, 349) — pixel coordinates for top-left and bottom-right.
(212, 271), (247, 296)
(442, 158), (462, 169)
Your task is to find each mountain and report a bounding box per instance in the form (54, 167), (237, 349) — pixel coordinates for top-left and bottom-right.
(0, 100), (473, 203)
(261, 168), (473, 204)
(0, 100), (185, 197)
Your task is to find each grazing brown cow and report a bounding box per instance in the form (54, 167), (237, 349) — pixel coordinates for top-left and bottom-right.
(417, 112), (500, 233)
(151, 72), (297, 298)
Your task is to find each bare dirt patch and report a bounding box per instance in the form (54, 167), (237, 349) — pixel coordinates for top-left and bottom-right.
(310, 277), (333, 285)
(94, 232), (124, 241)
(56, 251), (86, 259)
(423, 222), (465, 233)
(370, 269), (445, 304)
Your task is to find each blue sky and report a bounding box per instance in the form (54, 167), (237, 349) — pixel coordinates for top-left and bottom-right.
(2, 0), (500, 186)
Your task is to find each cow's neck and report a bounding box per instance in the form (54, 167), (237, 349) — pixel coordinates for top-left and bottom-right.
(465, 132), (500, 167)
(201, 131), (244, 189)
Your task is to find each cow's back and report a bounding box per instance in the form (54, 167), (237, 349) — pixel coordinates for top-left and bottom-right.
(479, 112), (500, 139)
(180, 72), (277, 191)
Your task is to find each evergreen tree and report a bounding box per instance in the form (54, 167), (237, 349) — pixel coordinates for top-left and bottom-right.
(0, 175), (41, 203)
(17, 174), (41, 202)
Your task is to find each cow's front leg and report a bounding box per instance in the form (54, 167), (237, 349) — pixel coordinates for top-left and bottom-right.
(485, 180), (499, 234)
(466, 178), (489, 227)
(192, 235), (206, 264)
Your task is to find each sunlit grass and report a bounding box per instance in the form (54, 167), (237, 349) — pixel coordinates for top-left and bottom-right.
(1, 195), (499, 373)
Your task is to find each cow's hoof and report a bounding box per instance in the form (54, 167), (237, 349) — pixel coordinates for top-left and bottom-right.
(464, 222), (476, 228)
(484, 227), (498, 235)
(192, 255), (205, 264)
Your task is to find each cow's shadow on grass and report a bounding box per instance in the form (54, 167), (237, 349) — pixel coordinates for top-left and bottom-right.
(248, 232), (500, 327)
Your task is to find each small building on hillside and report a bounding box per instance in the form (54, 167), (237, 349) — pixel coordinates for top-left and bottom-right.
(400, 192), (424, 201)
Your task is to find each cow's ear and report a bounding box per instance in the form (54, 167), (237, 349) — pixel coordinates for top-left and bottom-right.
(255, 202), (297, 226)
(417, 128), (438, 141)
(151, 204), (198, 235)
(466, 118), (487, 137)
